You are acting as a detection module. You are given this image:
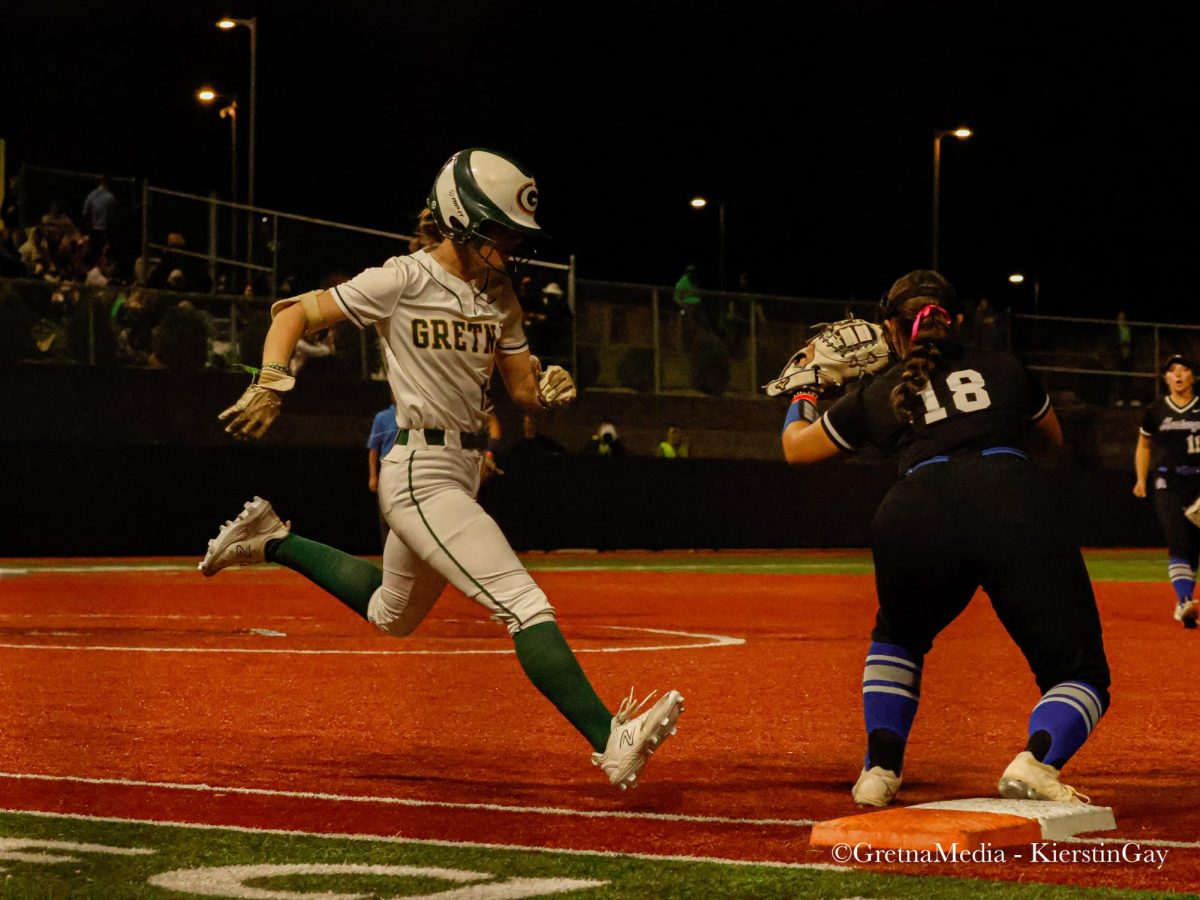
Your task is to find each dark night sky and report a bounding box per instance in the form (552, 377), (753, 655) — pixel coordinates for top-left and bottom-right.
(3, 1), (1195, 319)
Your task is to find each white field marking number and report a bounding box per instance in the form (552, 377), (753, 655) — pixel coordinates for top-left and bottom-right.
(148, 863), (606, 899)
(919, 369), (992, 424)
(0, 839), (604, 899)
(0, 837), (155, 871)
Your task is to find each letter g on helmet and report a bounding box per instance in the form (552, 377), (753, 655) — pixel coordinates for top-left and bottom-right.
(428, 148), (542, 242)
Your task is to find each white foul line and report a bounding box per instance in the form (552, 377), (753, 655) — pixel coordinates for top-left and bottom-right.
(0, 771), (812, 828)
(0, 807), (847, 872)
(0, 625), (744, 657)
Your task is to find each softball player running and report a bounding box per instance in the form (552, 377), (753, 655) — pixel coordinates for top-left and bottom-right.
(1133, 354), (1200, 628)
(200, 149), (683, 789)
(779, 270), (1110, 808)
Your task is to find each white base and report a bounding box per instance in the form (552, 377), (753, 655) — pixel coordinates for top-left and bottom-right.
(912, 798), (1117, 841)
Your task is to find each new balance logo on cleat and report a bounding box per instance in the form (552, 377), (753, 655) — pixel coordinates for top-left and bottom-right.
(592, 688), (684, 790)
(198, 497), (291, 577)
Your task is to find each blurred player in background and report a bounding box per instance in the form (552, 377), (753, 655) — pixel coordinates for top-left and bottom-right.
(200, 149), (684, 789)
(779, 270), (1110, 808)
(1133, 354), (1200, 628)
(367, 394), (399, 550)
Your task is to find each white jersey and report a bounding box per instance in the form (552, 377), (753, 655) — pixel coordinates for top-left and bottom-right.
(331, 249), (528, 432)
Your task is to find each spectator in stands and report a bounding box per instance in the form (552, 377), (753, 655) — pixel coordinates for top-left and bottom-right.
(502, 413), (566, 470)
(148, 232), (207, 291)
(150, 299), (212, 369)
(18, 225), (45, 274)
(0, 223), (25, 277)
(674, 264), (705, 323)
(55, 233), (91, 283)
(82, 177), (117, 248)
(19, 226), (51, 277)
(1113, 310), (1137, 407)
(527, 281), (573, 366)
(40, 200), (78, 248)
(969, 297), (1005, 351)
(290, 328), (337, 375)
(581, 420), (627, 457)
(720, 272), (756, 354)
(85, 243), (118, 286)
(113, 289), (160, 364)
(656, 423), (690, 459)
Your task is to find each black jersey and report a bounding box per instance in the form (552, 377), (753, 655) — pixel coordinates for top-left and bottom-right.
(821, 344), (1050, 473)
(1140, 395), (1200, 472)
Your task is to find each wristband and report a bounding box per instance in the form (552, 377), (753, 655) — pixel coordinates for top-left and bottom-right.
(782, 392), (819, 434)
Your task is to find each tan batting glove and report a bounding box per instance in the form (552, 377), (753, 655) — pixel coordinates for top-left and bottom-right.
(534, 357), (576, 408)
(218, 366), (296, 441)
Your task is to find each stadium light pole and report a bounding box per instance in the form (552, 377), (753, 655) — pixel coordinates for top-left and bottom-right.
(1008, 272), (1040, 317)
(197, 88), (239, 264)
(192, 88), (236, 213)
(1009, 271), (1042, 351)
(932, 126), (972, 271)
(689, 196), (726, 291)
(217, 16), (257, 272)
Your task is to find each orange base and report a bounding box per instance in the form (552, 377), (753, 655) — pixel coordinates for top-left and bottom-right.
(810, 807), (1043, 851)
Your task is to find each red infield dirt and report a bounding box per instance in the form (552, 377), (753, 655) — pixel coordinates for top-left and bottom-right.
(0, 562), (1197, 893)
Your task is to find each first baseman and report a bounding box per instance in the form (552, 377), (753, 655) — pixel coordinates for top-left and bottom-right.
(777, 270), (1110, 808)
(200, 149), (684, 789)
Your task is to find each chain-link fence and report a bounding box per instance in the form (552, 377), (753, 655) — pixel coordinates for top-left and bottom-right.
(10, 165), (140, 240)
(573, 279), (876, 397)
(142, 186), (418, 297)
(1009, 313), (1200, 407)
(8, 166), (1197, 405)
(5, 270), (1198, 411)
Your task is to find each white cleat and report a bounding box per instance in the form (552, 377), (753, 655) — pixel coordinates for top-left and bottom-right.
(1174, 599), (1198, 629)
(852, 766), (902, 807)
(998, 751), (1090, 804)
(592, 688), (685, 790)
(198, 496), (291, 577)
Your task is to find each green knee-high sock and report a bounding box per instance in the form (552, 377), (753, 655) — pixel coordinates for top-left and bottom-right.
(266, 534), (382, 620)
(513, 621), (614, 752)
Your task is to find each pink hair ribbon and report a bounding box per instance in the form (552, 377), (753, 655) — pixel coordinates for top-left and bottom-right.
(911, 304), (950, 342)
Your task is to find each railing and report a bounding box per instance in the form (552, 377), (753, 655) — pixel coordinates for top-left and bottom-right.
(5, 273), (1195, 408)
(1008, 313), (1200, 405)
(573, 279), (876, 396)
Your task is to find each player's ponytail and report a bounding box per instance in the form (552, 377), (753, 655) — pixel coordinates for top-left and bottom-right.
(409, 207), (442, 253)
(880, 271), (956, 424)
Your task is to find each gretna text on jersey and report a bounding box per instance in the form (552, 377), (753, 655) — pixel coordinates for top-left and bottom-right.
(411, 319), (501, 353)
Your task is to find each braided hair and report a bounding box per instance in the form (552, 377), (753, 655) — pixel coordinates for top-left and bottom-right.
(880, 270), (956, 424)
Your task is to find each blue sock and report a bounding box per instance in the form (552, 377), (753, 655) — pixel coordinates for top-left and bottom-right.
(1168, 557), (1194, 604)
(862, 642), (922, 773)
(1027, 681), (1106, 769)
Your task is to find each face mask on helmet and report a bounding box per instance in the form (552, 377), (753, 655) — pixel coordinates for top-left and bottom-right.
(428, 148), (542, 245)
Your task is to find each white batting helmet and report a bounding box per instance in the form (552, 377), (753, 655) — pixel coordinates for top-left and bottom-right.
(428, 148), (541, 243)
